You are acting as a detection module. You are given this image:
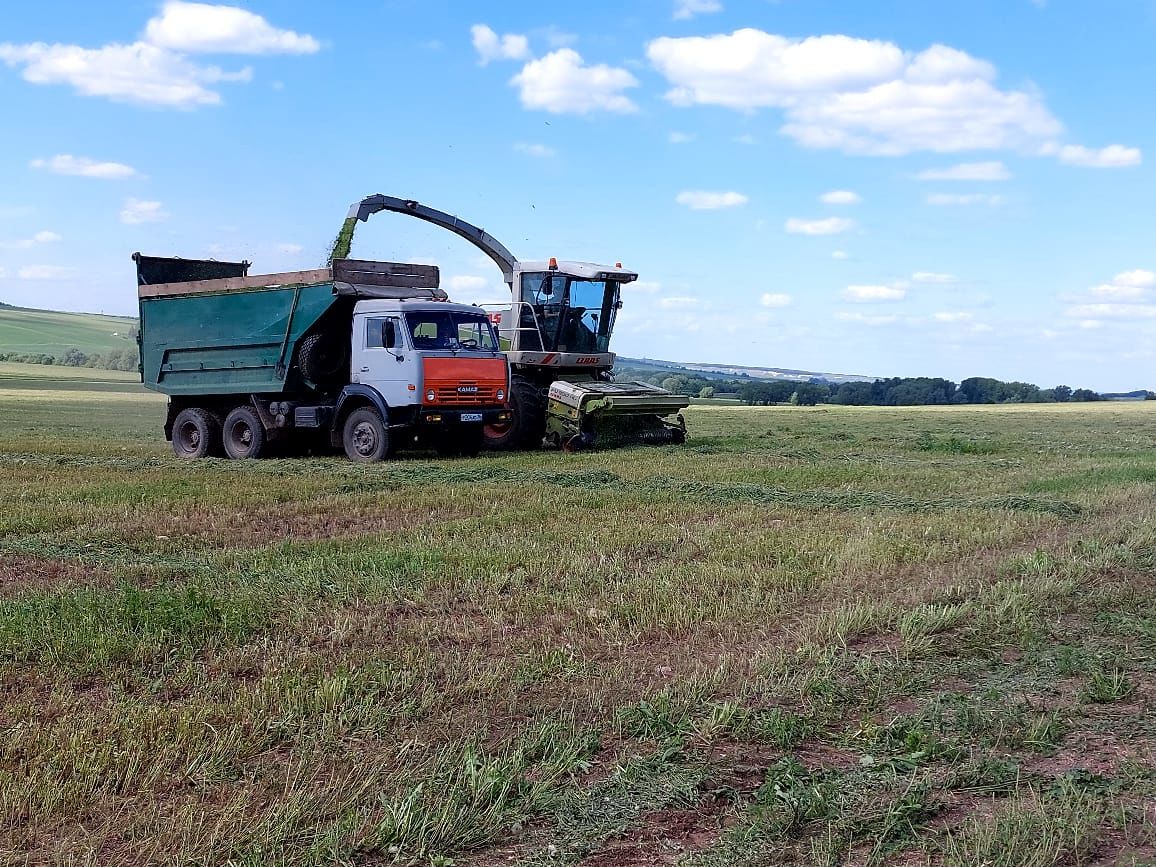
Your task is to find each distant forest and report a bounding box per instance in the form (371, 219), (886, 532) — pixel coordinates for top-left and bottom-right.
(0, 344), (139, 372)
(616, 365), (1154, 406)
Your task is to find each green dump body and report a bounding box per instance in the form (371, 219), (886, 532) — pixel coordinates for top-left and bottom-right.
(139, 280), (341, 397)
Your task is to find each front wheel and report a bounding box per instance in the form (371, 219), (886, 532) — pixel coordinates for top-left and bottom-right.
(343, 407), (392, 463)
(483, 377), (546, 451)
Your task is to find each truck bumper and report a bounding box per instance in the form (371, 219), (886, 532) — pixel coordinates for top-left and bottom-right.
(418, 407), (511, 426)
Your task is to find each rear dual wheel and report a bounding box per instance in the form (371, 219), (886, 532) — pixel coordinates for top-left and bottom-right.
(172, 408), (222, 459)
(222, 406), (267, 460)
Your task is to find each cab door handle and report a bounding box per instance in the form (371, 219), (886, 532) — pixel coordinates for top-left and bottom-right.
(360, 366), (370, 372)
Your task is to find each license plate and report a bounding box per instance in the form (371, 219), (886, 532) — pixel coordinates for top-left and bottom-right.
(461, 413), (483, 422)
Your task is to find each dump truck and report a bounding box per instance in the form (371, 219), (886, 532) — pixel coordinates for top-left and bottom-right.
(135, 253), (511, 461)
(334, 195), (690, 451)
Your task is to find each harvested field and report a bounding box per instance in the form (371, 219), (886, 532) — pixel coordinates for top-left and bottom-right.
(1, 375), (1154, 865)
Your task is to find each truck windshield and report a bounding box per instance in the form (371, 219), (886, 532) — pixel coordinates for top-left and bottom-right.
(520, 273), (620, 353)
(404, 310), (500, 351)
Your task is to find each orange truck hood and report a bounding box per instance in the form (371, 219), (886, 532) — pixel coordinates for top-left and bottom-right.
(422, 356), (508, 405)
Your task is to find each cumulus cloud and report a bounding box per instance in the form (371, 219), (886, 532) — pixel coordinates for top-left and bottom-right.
(646, 31), (1065, 156)
(514, 142), (555, 158)
(832, 250), (849, 260)
(145, 2), (320, 54)
(1113, 269), (1155, 288)
(659, 296), (700, 309)
(785, 216), (854, 235)
(1043, 143), (1142, 168)
(1064, 269), (1156, 319)
(912, 271), (957, 283)
(1065, 303), (1156, 319)
(0, 3), (315, 108)
(926, 193), (1005, 206)
(18, 265), (74, 280)
(916, 161), (1011, 181)
(121, 198), (168, 224)
(843, 284), (906, 302)
(760, 292), (792, 308)
(669, 131), (695, 143)
(934, 311), (973, 322)
(835, 311), (898, 325)
(511, 49), (638, 114)
(31, 154), (139, 179)
(0, 41), (251, 107)
(820, 190), (861, 205)
(471, 24), (529, 65)
(2, 230), (61, 249)
(676, 190), (748, 210)
(674, 0), (723, 20)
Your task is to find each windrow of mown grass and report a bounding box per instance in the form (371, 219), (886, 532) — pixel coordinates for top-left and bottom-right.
(1, 392), (1154, 864)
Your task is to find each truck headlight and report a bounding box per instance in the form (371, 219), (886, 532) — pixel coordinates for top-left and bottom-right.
(497, 388), (505, 401)
(426, 389), (436, 402)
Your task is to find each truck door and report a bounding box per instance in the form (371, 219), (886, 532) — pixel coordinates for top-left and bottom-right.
(354, 314), (413, 407)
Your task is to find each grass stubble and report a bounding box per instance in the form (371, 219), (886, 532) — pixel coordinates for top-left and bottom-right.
(0, 382), (1153, 866)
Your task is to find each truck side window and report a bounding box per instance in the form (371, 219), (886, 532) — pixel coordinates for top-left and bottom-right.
(366, 318), (396, 349)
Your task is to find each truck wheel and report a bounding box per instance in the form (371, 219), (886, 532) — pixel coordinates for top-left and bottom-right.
(343, 407), (391, 462)
(483, 377), (545, 451)
(222, 406), (267, 459)
(297, 332), (347, 384)
(172, 408), (222, 460)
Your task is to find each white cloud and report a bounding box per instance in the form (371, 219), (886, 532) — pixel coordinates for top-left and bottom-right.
(733, 134), (756, 145)
(836, 311), (898, 325)
(145, 2), (320, 55)
(832, 250), (849, 260)
(676, 190), (749, 210)
(926, 193), (1005, 206)
(18, 265), (74, 280)
(0, 41), (251, 107)
(471, 24), (529, 65)
(1043, 143), (1142, 168)
(514, 142), (555, 158)
(916, 161), (1011, 181)
(646, 31), (1063, 156)
(630, 281), (662, 293)
(450, 275), (489, 291)
(668, 131), (694, 143)
(1066, 303), (1156, 319)
(912, 271), (957, 283)
(843, 284), (906, 302)
(785, 216), (854, 235)
(659, 296), (700, 309)
(31, 154), (139, 179)
(1088, 284), (1145, 300)
(760, 292), (792, 307)
(1113, 269), (1155, 288)
(820, 190), (861, 205)
(674, 0), (723, 20)
(121, 199), (168, 224)
(2, 230), (61, 249)
(934, 311), (972, 322)
(277, 243), (304, 255)
(511, 49), (638, 114)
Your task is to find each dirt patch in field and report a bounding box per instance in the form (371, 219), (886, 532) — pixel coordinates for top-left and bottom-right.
(577, 806), (729, 866)
(0, 553), (114, 595)
(1026, 729), (1156, 777)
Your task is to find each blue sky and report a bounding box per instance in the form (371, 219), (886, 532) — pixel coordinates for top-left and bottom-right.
(1, 0), (1154, 390)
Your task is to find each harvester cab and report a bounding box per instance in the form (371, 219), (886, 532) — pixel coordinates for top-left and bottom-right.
(337, 194), (689, 451)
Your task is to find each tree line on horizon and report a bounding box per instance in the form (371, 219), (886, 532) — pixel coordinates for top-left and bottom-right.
(617, 365), (1152, 406)
(0, 346), (139, 372)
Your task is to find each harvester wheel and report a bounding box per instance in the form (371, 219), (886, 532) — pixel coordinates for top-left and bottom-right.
(343, 407), (392, 463)
(483, 377), (545, 451)
(172, 408), (222, 460)
(297, 332), (348, 385)
(222, 406), (267, 459)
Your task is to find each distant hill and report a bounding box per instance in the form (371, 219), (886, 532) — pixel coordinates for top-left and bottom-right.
(0, 303), (137, 357)
(619, 356), (874, 385)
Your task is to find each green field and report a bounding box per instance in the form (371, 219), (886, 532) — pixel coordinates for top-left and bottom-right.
(2, 378), (1154, 865)
(0, 306), (137, 356)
